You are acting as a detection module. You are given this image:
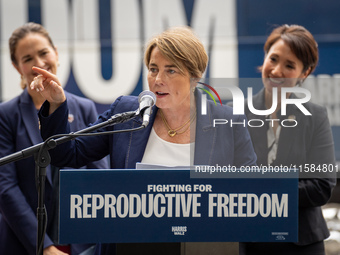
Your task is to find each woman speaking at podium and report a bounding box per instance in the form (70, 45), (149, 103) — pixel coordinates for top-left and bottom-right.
(32, 26), (257, 254)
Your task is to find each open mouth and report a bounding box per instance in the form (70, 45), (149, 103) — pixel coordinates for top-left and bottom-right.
(156, 92), (169, 96)
(268, 77), (284, 85)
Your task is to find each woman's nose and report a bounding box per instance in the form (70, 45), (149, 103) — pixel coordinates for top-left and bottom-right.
(271, 64), (283, 77)
(34, 57), (45, 68)
(155, 71), (164, 84)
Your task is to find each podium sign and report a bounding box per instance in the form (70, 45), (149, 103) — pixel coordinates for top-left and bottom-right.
(59, 169), (298, 243)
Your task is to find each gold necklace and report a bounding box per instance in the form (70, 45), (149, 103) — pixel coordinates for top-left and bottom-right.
(159, 109), (196, 137)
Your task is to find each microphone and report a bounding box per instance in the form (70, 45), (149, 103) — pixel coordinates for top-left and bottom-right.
(138, 91), (156, 127)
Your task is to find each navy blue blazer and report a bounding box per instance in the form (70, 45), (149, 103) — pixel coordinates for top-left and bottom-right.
(39, 89), (257, 170)
(0, 89), (108, 255)
(245, 88), (336, 246)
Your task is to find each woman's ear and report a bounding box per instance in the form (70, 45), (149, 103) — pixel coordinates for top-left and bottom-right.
(191, 77), (200, 83)
(12, 62), (22, 76)
(54, 45), (60, 66)
(302, 66), (312, 79)
(190, 77), (200, 89)
(296, 67), (312, 86)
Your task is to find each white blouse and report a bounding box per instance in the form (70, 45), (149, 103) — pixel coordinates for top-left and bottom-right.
(141, 128), (194, 167)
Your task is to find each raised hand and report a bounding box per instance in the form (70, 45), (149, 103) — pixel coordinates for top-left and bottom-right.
(30, 66), (66, 114)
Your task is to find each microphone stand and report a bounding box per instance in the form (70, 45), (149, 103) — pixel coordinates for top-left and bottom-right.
(0, 109), (141, 255)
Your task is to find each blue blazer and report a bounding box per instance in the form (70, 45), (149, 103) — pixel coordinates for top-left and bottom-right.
(39, 89), (257, 255)
(40, 89), (257, 170)
(0, 89), (108, 255)
(244, 88), (336, 246)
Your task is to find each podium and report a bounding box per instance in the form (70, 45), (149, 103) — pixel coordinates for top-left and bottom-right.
(59, 168), (298, 250)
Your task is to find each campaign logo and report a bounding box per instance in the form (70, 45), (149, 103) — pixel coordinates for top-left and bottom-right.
(272, 232), (288, 241)
(172, 226), (187, 236)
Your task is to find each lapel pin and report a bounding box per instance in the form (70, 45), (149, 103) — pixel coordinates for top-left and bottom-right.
(68, 114), (74, 123)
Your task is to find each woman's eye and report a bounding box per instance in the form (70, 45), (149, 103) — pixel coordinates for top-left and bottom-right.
(149, 68), (157, 73)
(168, 69), (175, 74)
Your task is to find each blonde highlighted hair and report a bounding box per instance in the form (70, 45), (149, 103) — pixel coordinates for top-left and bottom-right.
(144, 26), (208, 78)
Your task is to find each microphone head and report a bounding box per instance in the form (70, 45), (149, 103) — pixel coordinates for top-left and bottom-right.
(138, 90), (156, 106)
(137, 91), (156, 120)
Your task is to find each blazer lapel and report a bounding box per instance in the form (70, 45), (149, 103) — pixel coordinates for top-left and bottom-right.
(249, 90), (302, 166)
(19, 90), (52, 183)
(247, 89), (269, 165)
(194, 90), (216, 166)
(19, 90), (41, 145)
(273, 95), (302, 165)
(125, 107), (157, 169)
(247, 114), (268, 165)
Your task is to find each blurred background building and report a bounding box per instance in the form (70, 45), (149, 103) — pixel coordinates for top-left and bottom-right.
(1, 0), (338, 160)
(0, 0), (339, 253)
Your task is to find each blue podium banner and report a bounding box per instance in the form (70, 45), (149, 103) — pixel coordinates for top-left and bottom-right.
(59, 169), (298, 244)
